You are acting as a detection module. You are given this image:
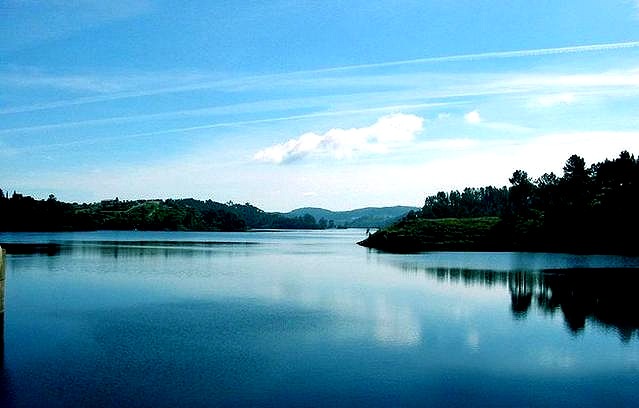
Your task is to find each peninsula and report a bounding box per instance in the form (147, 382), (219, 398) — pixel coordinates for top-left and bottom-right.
(360, 151), (639, 255)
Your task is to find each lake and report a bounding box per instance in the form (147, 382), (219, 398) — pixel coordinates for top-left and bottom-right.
(1, 230), (638, 407)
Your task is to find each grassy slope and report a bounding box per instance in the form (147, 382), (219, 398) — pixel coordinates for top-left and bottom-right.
(358, 217), (505, 253)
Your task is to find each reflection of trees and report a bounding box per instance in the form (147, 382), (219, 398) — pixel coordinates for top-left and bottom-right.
(0, 243), (61, 255)
(536, 269), (639, 342)
(0, 241), (259, 259)
(509, 272), (534, 319)
(402, 264), (639, 342)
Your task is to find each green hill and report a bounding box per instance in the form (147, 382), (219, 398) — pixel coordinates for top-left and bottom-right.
(0, 194), (322, 232)
(283, 206), (419, 228)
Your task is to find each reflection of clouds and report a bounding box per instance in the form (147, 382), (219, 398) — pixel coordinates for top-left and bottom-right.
(326, 291), (370, 318)
(466, 329), (480, 351)
(628, 352), (639, 372)
(243, 277), (423, 347)
(537, 349), (576, 369)
(373, 299), (421, 346)
(294, 289), (422, 347)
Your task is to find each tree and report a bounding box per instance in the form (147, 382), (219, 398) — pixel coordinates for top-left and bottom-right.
(533, 172), (559, 211)
(508, 170), (534, 216)
(302, 214), (316, 226)
(563, 154), (588, 182)
(431, 191), (451, 218)
(560, 154), (591, 212)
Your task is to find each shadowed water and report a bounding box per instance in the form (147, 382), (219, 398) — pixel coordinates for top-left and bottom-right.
(1, 230), (638, 407)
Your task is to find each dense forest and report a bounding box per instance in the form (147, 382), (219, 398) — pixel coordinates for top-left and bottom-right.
(0, 194), (325, 232)
(361, 151), (639, 255)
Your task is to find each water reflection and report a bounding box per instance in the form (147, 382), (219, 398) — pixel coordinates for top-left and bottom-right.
(0, 241), (260, 259)
(4, 232), (639, 407)
(373, 299), (421, 346)
(537, 269), (639, 341)
(401, 264), (639, 342)
(0, 243), (62, 256)
(509, 272), (534, 318)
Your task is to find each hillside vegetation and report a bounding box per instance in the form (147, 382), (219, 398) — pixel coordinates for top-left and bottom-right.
(0, 193), (411, 232)
(0, 195), (322, 232)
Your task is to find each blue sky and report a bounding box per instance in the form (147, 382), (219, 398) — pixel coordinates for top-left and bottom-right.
(3, 0), (639, 211)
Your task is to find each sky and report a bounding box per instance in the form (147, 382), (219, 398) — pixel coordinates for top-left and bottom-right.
(3, 1), (639, 211)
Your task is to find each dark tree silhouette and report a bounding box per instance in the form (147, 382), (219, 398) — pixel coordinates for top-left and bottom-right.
(508, 170), (534, 216)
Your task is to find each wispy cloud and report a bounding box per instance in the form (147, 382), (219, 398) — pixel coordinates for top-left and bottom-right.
(3, 104), (447, 154)
(310, 41), (639, 73)
(3, 40), (639, 114)
(0, 68), (211, 95)
(464, 110), (481, 124)
(535, 93), (577, 107)
(0, 94), (461, 135)
(254, 113), (424, 164)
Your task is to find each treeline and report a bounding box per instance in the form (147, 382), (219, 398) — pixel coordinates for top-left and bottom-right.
(0, 193), (324, 232)
(363, 150), (639, 255)
(502, 151), (639, 253)
(420, 151), (639, 226)
(421, 186), (508, 218)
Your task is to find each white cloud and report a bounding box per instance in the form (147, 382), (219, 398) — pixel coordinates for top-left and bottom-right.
(253, 113), (424, 164)
(14, 130), (639, 211)
(464, 110), (481, 124)
(536, 93), (576, 107)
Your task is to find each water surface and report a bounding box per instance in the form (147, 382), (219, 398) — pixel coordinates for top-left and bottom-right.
(1, 230), (638, 407)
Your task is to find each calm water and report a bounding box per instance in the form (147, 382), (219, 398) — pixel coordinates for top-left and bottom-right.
(1, 230), (638, 407)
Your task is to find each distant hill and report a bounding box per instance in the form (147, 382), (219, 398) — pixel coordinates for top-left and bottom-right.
(0, 190), (420, 232)
(282, 206), (420, 228)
